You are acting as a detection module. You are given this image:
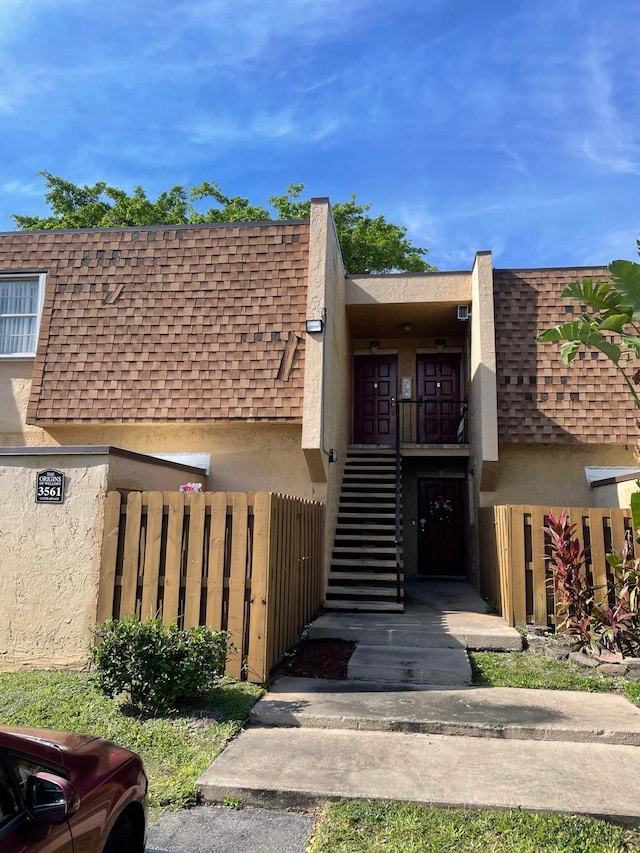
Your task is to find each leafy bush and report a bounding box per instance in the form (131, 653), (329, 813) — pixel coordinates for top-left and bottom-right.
(546, 512), (640, 656)
(90, 618), (230, 715)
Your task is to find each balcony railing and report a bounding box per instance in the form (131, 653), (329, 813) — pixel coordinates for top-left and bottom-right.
(395, 398), (468, 445)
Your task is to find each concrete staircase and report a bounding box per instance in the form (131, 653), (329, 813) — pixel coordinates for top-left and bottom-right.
(324, 448), (403, 612)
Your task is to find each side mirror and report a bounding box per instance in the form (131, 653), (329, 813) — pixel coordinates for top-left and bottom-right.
(26, 773), (80, 824)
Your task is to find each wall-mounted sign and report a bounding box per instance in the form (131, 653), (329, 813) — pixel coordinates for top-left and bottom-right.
(36, 469), (65, 504)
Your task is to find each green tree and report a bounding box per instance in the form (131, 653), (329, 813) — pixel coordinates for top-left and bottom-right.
(12, 172), (435, 275)
(537, 242), (640, 409)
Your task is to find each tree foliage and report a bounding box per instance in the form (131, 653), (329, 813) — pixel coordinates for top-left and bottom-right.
(12, 172), (435, 275)
(537, 241), (640, 409)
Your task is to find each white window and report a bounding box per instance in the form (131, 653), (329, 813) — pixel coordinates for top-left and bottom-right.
(0, 273), (46, 357)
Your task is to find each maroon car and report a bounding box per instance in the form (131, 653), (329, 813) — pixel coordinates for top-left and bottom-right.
(0, 726), (147, 852)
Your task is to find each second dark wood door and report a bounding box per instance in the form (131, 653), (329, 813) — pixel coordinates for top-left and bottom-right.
(416, 354), (461, 443)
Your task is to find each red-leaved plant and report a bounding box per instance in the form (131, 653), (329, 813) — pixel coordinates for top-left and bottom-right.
(546, 511), (640, 657)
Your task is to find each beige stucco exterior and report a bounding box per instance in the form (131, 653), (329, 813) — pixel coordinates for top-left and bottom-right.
(592, 478), (638, 509)
(302, 199), (351, 571)
(4, 423), (313, 499)
(65, 423), (313, 498)
(0, 360), (52, 446)
(0, 453), (108, 669)
(469, 251), (498, 492)
(483, 443), (636, 507)
(0, 447), (219, 670)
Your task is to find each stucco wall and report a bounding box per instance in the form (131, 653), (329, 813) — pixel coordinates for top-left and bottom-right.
(106, 452), (207, 492)
(47, 423), (313, 499)
(592, 479), (639, 509)
(302, 199), (352, 573)
(0, 454), (109, 669)
(0, 360), (52, 446)
(469, 251), (498, 492)
(482, 443), (635, 507)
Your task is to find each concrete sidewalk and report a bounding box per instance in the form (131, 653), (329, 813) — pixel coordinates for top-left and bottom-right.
(252, 676), (640, 745)
(197, 724), (640, 823)
(197, 582), (640, 823)
(199, 676), (640, 823)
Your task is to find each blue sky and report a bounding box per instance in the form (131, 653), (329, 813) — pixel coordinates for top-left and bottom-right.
(1, 0), (639, 270)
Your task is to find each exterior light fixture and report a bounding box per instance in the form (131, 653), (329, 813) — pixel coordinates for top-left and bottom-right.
(328, 449), (338, 463)
(306, 318), (324, 333)
(435, 338), (446, 352)
(403, 323), (411, 332)
(369, 340), (380, 353)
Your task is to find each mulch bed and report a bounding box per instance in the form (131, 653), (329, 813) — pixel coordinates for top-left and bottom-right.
(278, 638), (356, 680)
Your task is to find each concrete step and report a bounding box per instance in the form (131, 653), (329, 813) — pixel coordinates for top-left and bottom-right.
(333, 543), (396, 551)
(347, 644), (471, 685)
(307, 610), (522, 652)
(323, 600), (404, 612)
(196, 726), (640, 822)
(253, 678), (640, 746)
(343, 466), (396, 482)
(336, 527), (396, 534)
(326, 586), (401, 598)
(328, 572), (402, 583)
(330, 558), (398, 568)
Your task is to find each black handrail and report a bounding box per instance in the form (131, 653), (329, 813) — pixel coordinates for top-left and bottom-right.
(394, 398), (402, 603)
(396, 398), (468, 444)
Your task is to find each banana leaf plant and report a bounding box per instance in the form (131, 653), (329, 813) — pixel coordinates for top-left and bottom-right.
(537, 250), (640, 537)
(537, 257), (640, 407)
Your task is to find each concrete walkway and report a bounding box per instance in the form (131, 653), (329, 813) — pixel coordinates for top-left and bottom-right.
(197, 581), (640, 823)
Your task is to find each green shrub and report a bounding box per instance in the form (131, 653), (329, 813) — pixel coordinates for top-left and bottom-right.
(90, 618), (231, 715)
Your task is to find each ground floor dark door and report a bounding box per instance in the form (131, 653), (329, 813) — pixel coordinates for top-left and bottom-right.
(417, 478), (466, 577)
(416, 354), (461, 443)
(353, 354), (397, 445)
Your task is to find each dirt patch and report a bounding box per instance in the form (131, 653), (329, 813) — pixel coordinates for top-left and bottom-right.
(279, 638), (356, 680)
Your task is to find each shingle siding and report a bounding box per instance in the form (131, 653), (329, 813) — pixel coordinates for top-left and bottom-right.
(0, 223), (309, 424)
(494, 267), (637, 444)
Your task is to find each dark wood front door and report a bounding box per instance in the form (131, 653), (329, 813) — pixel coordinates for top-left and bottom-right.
(416, 354), (461, 443)
(417, 478), (465, 577)
(353, 355), (397, 445)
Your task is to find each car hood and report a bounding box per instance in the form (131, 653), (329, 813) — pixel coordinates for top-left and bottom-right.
(0, 726), (139, 794)
(1, 726), (100, 752)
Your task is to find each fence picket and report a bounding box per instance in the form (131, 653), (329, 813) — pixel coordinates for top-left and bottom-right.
(163, 492), (184, 625)
(120, 492), (142, 618)
(226, 493), (249, 680)
(141, 491), (164, 620)
(589, 509), (609, 596)
(184, 492), (206, 628)
(509, 506), (527, 627)
(530, 506), (547, 626)
(96, 491), (122, 624)
(246, 492), (271, 683)
(205, 492), (228, 630)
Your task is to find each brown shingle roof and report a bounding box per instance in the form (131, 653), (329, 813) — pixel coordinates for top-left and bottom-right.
(494, 267), (638, 444)
(0, 222), (309, 424)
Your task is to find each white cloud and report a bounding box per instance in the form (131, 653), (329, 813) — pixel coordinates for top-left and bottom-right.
(572, 31), (640, 174)
(0, 179), (40, 195)
(183, 109), (342, 145)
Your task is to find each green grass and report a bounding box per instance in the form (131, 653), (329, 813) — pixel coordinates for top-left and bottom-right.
(0, 670), (263, 817)
(469, 651), (640, 707)
(308, 801), (640, 853)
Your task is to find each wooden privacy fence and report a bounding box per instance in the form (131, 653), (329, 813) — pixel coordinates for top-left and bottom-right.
(479, 505), (632, 628)
(97, 491), (325, 683)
